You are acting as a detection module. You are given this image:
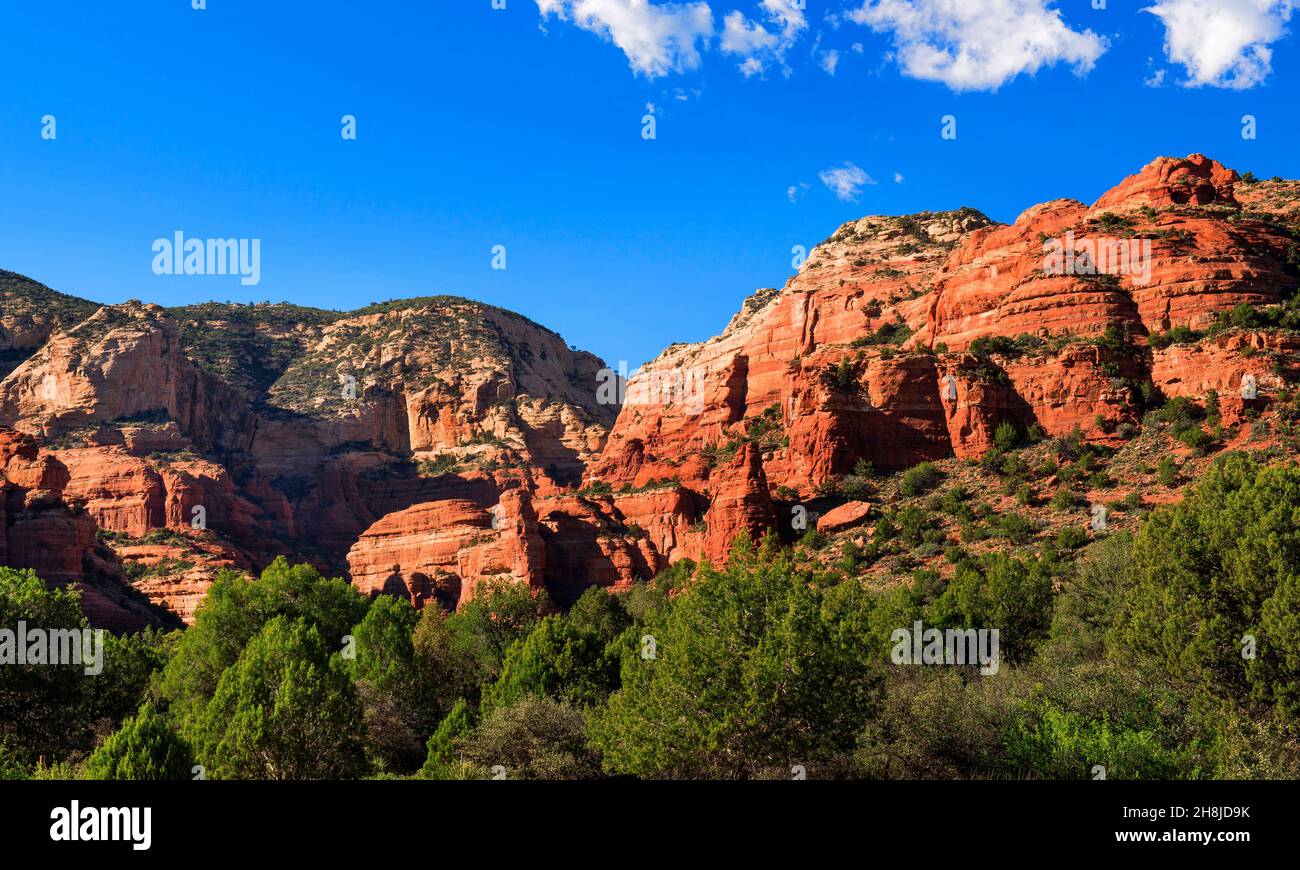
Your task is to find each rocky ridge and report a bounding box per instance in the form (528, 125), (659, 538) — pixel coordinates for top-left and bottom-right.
(3, 154), (1299, 625)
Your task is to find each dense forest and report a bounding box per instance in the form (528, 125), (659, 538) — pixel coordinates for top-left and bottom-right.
(3, 448), (1299, 780)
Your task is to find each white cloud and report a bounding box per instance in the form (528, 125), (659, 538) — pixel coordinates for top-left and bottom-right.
(720, 0), (809, 76)
(536, 0), (715, 78)
(1144, 0), (1293, 89)
(819, 163), (875, 201)
(821, 49), (842, 75)
(722, 11), (780, 54)
(847, 0), (1107, 92)
(787, 182), (810, 202)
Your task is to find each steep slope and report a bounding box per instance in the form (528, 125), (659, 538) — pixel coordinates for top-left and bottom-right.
(0, 271), (101, 379)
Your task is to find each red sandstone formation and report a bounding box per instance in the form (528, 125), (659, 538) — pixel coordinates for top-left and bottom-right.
(3, 154), (1299, 624)
(346, 489), (546, 609)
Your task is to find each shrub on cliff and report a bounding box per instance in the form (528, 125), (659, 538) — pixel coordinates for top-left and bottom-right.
(819, 358), (861, 392)
(898, 461), (944, 497)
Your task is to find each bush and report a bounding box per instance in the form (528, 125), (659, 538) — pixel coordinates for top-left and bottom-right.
(1050, 488), (1081, 511)
(899, 462), (944, 497)
(461, 697), (601, 781)
(819, 359), (860, 392)
(1003, 702), (1189, 779)
(994, 422), (1020, 453)
(840, 475), (873, 501)
(1055, 525), (1089, 551)
(1155, 457), (1179, 486)
(994, 512), (1037, 544)
(852, 319), (914, 347)
(800, 529), (827, 550)
(895, 505), (932, 547)
(1177, 425), (1214, 453)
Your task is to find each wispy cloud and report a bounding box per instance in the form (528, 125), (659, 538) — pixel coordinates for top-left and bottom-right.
(819, 162), (875, 201)
(721, 0), (810, 76)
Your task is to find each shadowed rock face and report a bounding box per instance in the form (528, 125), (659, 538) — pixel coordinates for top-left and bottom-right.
(4, 155), (1300, 625)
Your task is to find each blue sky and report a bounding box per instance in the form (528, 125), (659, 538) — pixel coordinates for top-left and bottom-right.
(1, 1), (1297, 367)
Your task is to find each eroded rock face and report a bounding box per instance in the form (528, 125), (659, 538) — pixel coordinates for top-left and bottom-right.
(4, 154), (1300, 623)
(580, 154), (1300, 573)
(346, 489), (546, 609)
(0, 296), (617, 623)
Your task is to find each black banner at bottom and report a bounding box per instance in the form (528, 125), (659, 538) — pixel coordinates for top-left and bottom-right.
(0, 780), (1289, 857)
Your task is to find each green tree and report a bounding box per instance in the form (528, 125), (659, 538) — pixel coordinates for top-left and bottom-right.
(1050, 533), (1134, 659)
(192, 616), (367, 779)
(419, 698), (475, 779)
(567, 585), (632, 638)
(482, 614), (620, 713)
(158, 559), (370, 729)
(0, 567), (93, 762)
(411, 578), (550, 708)
(348, 595), (440, 772)
(927, 552), (1054, 665)
(591, 535), (882, 779)
(85, 702), (194, 780)
(1113, 454), (1300, 728)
